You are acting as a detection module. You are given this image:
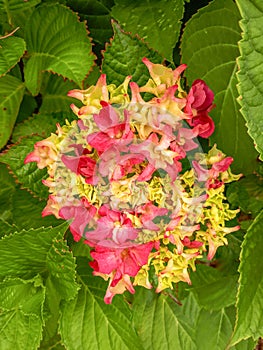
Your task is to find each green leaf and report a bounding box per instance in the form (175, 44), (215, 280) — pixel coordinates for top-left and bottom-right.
(0, 74), (25, 149)
(12, 112), (76, 143)
(231, 210), (263, 344)
(132, 289), (248, 350)
(0, 276), (45, 350)
(15, 93), (38, 124)
(236, 0), (263, 160)
(132, 289), (197, 350)
(0, 223), (78, 301)
(24, 3), (95, 95)
(0, 0), (40, 12)
(189, 265), (238, 311)
(0, 36), (26, 77)
(0, 135), (49, 199)
(0, 310), (43, 350)
(40, 277), (66, 350)
(11, 189), (63, 230)
(39, 73), (81, 114)
(111, 0), (184, 61)
(102, 21), (163, 86)
(181, 0), (258, 174)
(227, 174), (263, 217)
(67, 0), (113, 45)
(59, 257), (143, 350)
(0, 276), (45, 317)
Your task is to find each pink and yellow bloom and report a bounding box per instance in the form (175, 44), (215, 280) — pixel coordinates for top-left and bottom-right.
(25, 58), (241, 303)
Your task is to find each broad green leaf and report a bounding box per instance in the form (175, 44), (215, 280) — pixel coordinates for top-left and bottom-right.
(189, 265), (238, 311)
(0, 276), (45, 350)
(39, 73), (81, 114)
(0, 135), (49, 199)
(0, 276), (45, 317)
(132, 289), (198, 350)
(231, 210), (263, 344)
(227, 174), (263, 217)
(0, 36), (26, 77)
(40, 277), (66, 350)
(0, 163), (62, 234)
(216, 232), (244, 275)
(132, 289), (249, 350)
(24, 3), (95, 95)
(12, 112), (76, 143)
(181, 0), (258, 174)
(60, 257), (143, 350)
(0, 223), (78, 301)
(102, 21), (163, 86)
(11, 189), (63, 230)
(15, 93), (38, 123)
(0, 310), (42, 350)
(236, 0), (263, 160)
(111, 0), (184, 61)
(67, 0), (113, 45)
(0, 74), (25, 149)
(0, 0), (40, 12)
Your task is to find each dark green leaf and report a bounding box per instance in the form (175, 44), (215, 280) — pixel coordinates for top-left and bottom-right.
(0, 134), (49, 199)
(112, 0), (184, 61)
(0, 36), (26, 77)
(0, 74), (25, 149)
(24, 3), (95, 95)
(189, 265), (238, 311)
(227, 174), (263, 217)
(181, 0), (258, 174)
(67, 0), (113, 45)
(40, 73), (81, 114)
(236, 0), (263, 160)
(231, 210), (263, 344)
(102, 21), (163, 86)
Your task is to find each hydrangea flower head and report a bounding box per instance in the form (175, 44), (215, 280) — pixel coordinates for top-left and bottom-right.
(25, 59), (241, 303)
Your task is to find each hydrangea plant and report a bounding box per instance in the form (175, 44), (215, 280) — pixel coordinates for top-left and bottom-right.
(0, 0), (262, 349)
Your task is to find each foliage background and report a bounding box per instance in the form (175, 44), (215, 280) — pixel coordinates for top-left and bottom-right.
(0, 0), (262, 349)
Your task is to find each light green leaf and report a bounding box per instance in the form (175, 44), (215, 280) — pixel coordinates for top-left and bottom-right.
(24, 3), (95, 95)
(227, 174), (263, 217)
(111, 0), (184, 61)
(0, 36), (26, 77)
(231, 210), (263, 344)
(0, 74), (25, 149)
(0, 276), (45, 317)
(0, 276), (45, 350)
(0, 0), (40, 12)
(189, 265), (238, 311)
(39, 73), (81, 114)
(236, 0), (263, 160)
(0, 134), (49, 199)
(102, 21), (163, 86)
(60, 257), (143, 350)
(181, 0), (258, 174)
(0, 310), (42, 350)
(0, 223), (78, 301)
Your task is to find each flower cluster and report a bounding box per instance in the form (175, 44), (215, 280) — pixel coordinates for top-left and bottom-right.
(25, 58), (241, 303)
